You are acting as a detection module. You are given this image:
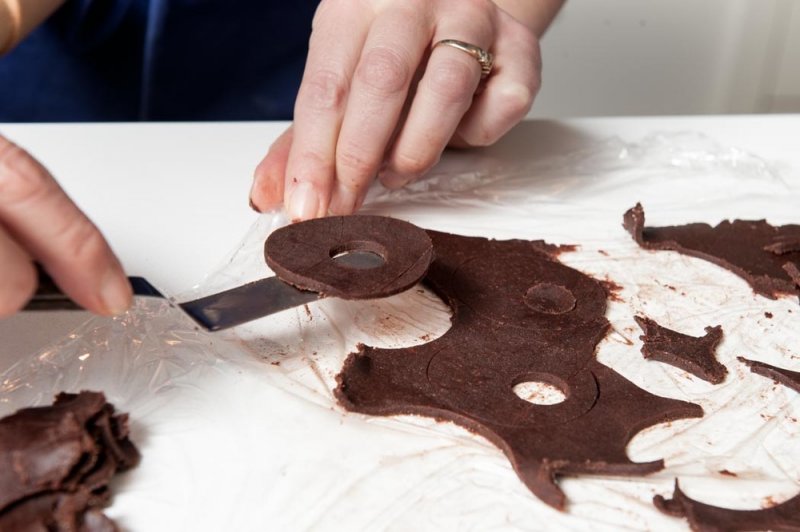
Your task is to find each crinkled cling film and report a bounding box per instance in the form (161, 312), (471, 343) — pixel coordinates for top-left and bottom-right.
(2, 130), (799, 531)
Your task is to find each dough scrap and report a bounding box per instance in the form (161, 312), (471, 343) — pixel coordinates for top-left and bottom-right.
(0, 392), (140, 531)
(634, 316), (727, 384)
(738, 356), (800, 394)
(655, 481), (800, 532)
(624, 203), (800, 300)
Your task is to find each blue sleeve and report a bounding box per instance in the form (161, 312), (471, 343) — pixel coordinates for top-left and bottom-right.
(0, 0), (319, 122)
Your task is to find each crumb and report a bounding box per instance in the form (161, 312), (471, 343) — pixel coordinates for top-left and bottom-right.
(600, 279), (624, 302)
(271, 361), (281, 366)
(598, 249), (609, 256)
(765, 312), (773, 319)
(718, 469), (737, 477)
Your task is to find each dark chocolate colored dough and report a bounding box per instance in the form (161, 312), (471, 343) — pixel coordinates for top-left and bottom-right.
(623, 203), (800, 300)
(265, 215), (433, 300)
(0, 391), (140, 531)
(634, 316), (727, 384)
(655, 481), (800, 532)
(334, 228), (703, 510)
(738, 356), (800, 394)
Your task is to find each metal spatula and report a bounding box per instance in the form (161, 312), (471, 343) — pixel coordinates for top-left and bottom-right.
(24, 215), (434, 332)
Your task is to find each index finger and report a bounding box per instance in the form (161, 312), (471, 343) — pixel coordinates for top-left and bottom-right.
(0, 136), (132, 315)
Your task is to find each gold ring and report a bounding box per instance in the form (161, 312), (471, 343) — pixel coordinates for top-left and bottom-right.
(434, 39), (494, 79)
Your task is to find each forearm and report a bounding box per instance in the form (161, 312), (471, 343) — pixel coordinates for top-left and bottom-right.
(1, 0), (65, 55)
(493, 0), (565, 37)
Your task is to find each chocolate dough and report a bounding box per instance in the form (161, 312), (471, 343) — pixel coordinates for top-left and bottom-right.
(623, 203), (800, 300)
(333, 228), (703, 510)
(738, 356), (800, 394)
(265, 215), (433, 299)
(655, 481), (800, 532)
(634, 316), (727, 384)
(0, 391), (140, 531)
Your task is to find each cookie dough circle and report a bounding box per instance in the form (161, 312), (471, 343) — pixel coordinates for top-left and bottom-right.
(265, 215), (434, 299)
(524, 283), (577, 314)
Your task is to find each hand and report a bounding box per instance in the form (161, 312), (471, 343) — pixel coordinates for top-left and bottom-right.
(0, 134), (132, 318)
(250, 0), (543, 220)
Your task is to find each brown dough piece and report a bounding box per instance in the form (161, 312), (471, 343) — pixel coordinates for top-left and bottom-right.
(655, 350), (800, 529)
(0, 391), (140, 531)
(623, 203), (800, 300)
(738, 356), (800, 393)
(265, 215), (433, 299)
(634, 316), (727, 384)
(335, 228), (703, 510)
(655, 481), (800, 532)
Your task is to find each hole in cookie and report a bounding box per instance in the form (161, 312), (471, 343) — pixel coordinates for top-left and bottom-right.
(330, 241), (387, 270)
(513, 380), (567, 405)
(523, 283), (576, 314)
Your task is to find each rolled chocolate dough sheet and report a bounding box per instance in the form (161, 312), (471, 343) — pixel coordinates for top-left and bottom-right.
(624, 203), (800, 301)
(333, 227), (703, 510)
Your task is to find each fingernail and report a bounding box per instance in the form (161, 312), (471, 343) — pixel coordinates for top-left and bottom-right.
(100, 265), (133, 316)
(248, 196), (262, 213)
(287, 181), (320, 221)
(380, 170), (410, 190)
(328, 185), (359, 215)
(249, 182), (282, 212)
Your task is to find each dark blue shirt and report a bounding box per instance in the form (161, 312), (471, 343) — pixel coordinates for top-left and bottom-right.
(0, 0), (319, 121)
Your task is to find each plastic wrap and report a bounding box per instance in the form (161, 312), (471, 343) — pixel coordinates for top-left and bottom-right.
(2, 132), (799, 531)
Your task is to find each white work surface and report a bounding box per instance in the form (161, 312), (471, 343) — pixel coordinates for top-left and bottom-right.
(1, 116), (799, 531)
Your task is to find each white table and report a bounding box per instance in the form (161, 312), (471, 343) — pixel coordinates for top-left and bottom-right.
(1, 115), (798, 294)
(1, 116), (799, 531)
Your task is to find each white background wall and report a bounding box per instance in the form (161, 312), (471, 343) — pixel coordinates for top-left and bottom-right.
(533, 0), (800, 117)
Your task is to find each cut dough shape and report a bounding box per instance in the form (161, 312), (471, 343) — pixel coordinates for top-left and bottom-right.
(634, 316), (727, 384)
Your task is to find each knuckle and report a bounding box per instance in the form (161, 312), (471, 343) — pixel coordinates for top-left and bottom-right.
(337, 145), (376, 184)
(458, 0), (497, 32)
(462, 125), (496, 148)
(292, 149), (336, 181)
(499, 83), (535, 122)
(0, 143), (51, 205)
(55, 216), (109, 268)
(356, 47), (411, 96)
(425, 59), (477, 104)
(393, 149), (438, 176)
(299, 69), (349, 112)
